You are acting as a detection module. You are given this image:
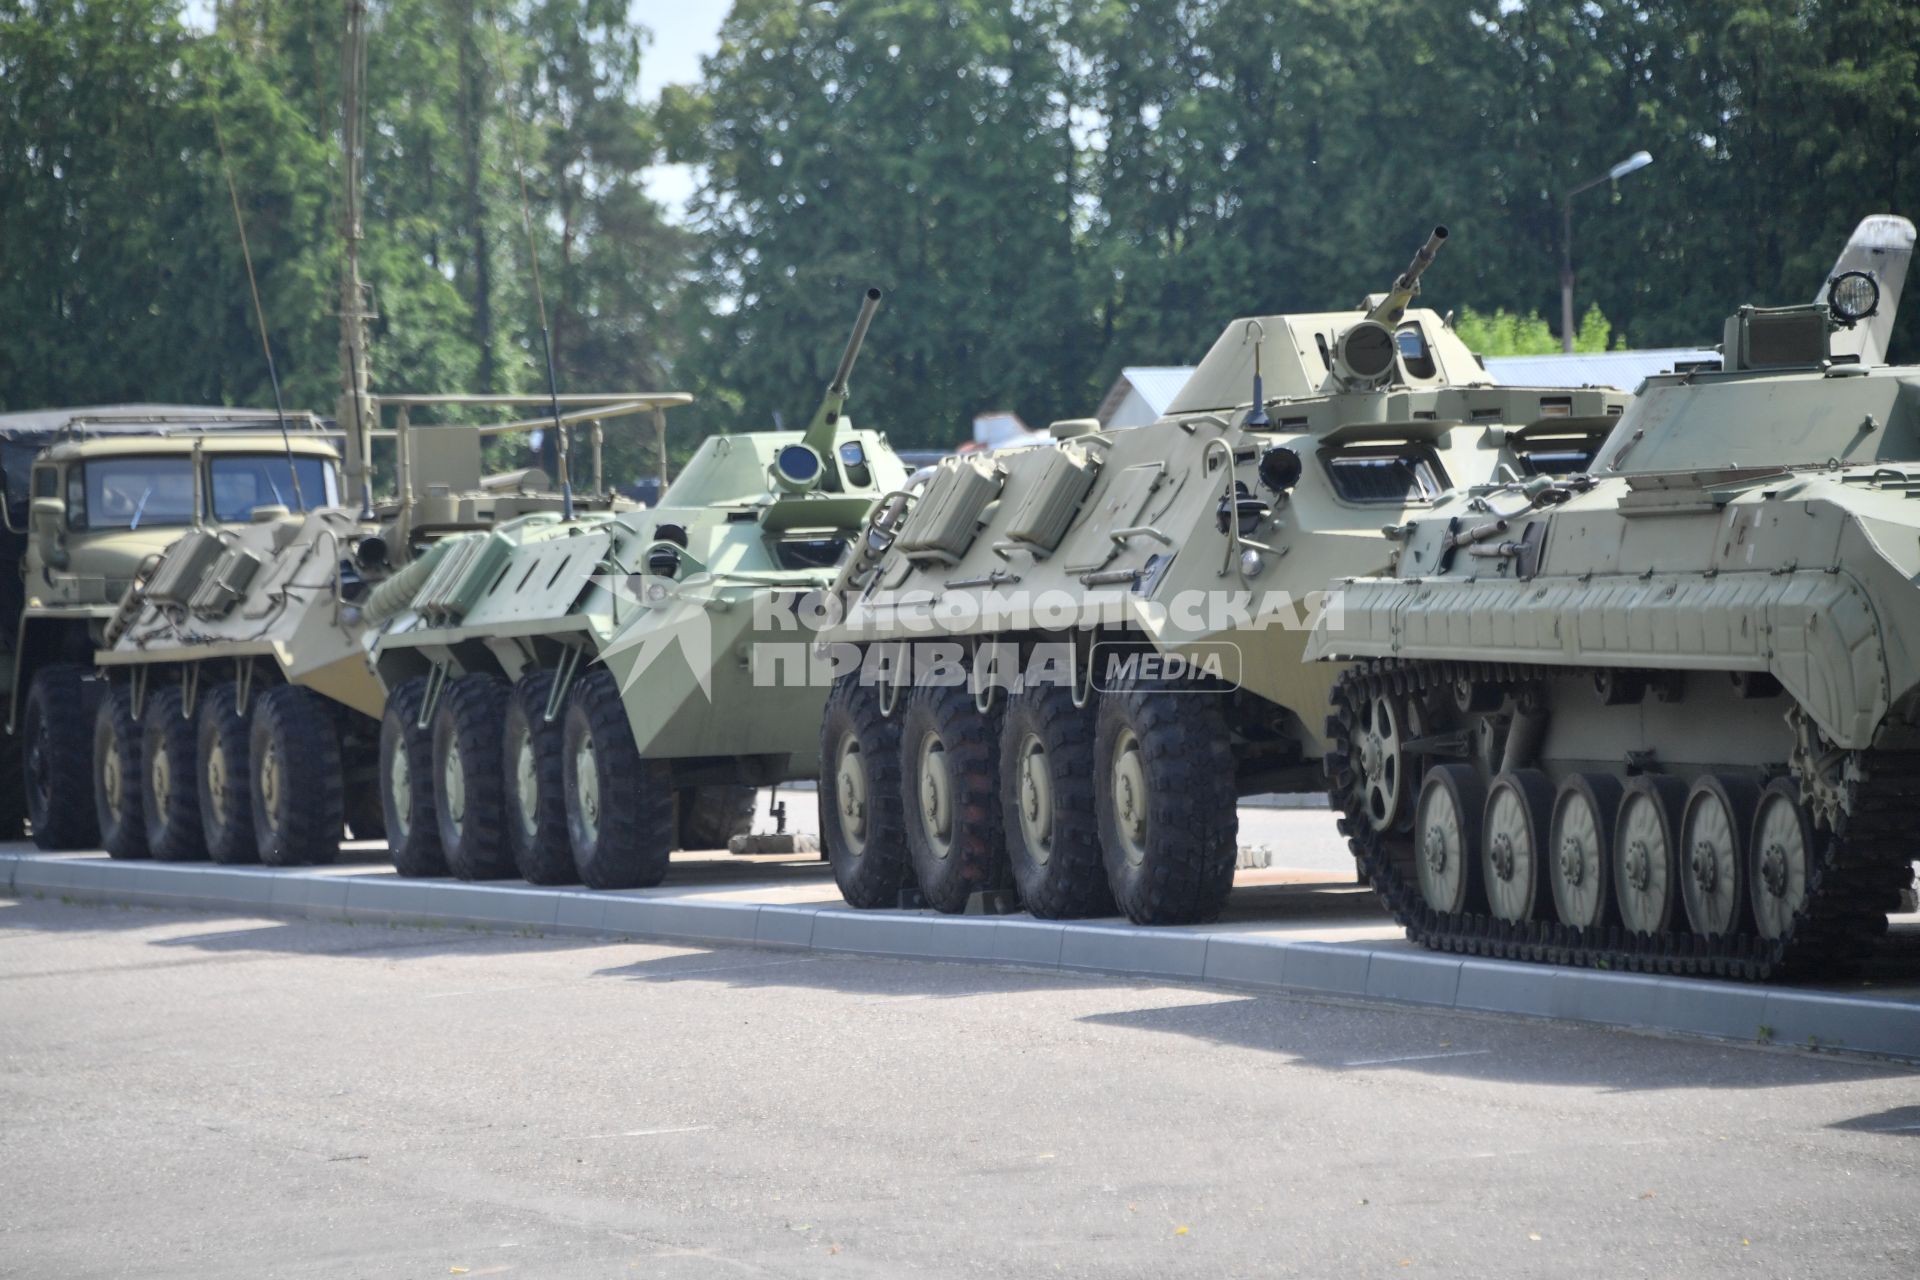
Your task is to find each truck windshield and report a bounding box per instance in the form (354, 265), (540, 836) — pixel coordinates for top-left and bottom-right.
(208, 455), (338, 522)
(66, 454), (340, 530)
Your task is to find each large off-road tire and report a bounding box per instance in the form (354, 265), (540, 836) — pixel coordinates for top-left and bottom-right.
(502, 671), (575, 885)
(999, 682), (1113, 918)
(24, 664), (100, 850)
(1093, 680), (1238, 925)
(676, 785), (757, 852)
(819, 671), (908, 909)
(249, 685), (343, 867)
(94, 681), (149, 860)
(431, 674), (516, 881)
(563, 667), (673, 889)
(195, 682), (257, 864)
(379, 678), (445, 877)
(140, 686), (205, 860)
(0, 729), (28, 840)
(899, 680), (1008, 914)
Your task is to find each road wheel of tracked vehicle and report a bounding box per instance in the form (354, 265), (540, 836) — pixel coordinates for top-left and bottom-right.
(1680, 774), (1759, 939)
(141, 686), (204, 860)
(1482, 769), (1552, 924)
(249, 685), (343, 867)
(380, 678), (446, 877)
(1414, 764), (1484, 916)
(1749, 778), (1815, 940)
(563, 667), (673, 889)
(900, 680), (1008, 914)
(1093, 681), (1238, 926)
(999, 681), (1112, 918)
(432, 675), (515, 881)
(1547, 773), (1621, 930)
(819, 671), (908, 908)
(1354, 690), (1413, 833)
(1612, 774), (1687, 936)
(502, 671), (574, 885)
(94, 681), (148, 860)
(24, 664), (100, 850)
(676, 785), (757, 852)
(196, 682), (257, 864)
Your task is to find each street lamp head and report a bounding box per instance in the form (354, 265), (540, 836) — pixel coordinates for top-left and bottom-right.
(1608, 150), (1653, 181)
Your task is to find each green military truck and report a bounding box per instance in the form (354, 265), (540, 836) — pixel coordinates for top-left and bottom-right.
(0, 405), (339, 846)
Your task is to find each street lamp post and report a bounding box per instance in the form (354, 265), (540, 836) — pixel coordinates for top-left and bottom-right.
(1559, 150), (1652, 353)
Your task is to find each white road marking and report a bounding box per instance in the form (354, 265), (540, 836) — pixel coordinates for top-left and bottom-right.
(1343, 1048), (1491, 1067)
(574, 1125), (714, 1140)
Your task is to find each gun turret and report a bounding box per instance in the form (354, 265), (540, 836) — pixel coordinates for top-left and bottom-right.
(802, 287), (884, 454)
(1365, 225), (1449, 326)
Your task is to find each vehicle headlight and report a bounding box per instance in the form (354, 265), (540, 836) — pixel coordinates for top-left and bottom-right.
(1829, 270), (1881, 324)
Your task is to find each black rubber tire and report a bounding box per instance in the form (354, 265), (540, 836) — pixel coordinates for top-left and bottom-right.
(1547, 771), (1621, 929)
(94, 681), (149, 860)
(563, 667), (673, 889)
(0, 728), (27, 840)
(502, 671), (575, 885)
(1611, 773), (1688, 936)
(1481, 768), (1554, 923)
(249, 685), (343, 867)
(1414, 764), (1488, 916)
(676, 784), (757, 852)
(141, 685), (205, 860)
(196, 682), (258, 864)
(818, 670), (908, 909)
(379, 678), (446, 877)
(24, 664), (100, 851)
(1093, 680), (1238, 925)
(429, 675), (515, 881)
(899, 680), (1008, 914)
(999, 681), (1114, 918)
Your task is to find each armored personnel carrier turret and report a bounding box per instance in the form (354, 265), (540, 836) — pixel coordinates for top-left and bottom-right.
(1311, 215), (1918, 980)
(814, 229), (1634, 925)
(364, 288), (909, 889)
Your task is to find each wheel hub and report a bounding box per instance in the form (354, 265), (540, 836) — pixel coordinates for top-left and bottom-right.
(387, 740), (411, 836)
(835, 736), (867, 849)
(1559, 835), (1584, 886)
(257, 740), (280, 828)
(1017, 734), (1053, 861)
(513, 733), (539, 838)
(441, 740), (467, 830)
(1625, 840), (1651, 891)
(149, 742), (170, 808)
(1489, 832), (1516, 881)
(206, 741), (228, 827)
(1760, 844), (1789, 897)
(102, 744), (124, 815)
(573, 738), (600, 840)
(1111, 729), (1149, 866)
(918, 734), (953, 856)
(1423, 824), (1448, 874)
(1690, 839), (1719, 893)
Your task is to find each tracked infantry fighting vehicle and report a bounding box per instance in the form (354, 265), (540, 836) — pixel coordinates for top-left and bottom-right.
(95, 392), (679, 866)
(0, 405), (337, 845)
(365, 288), (908, 890)
(816, 229), (1634, 925)
(1312, 214), (1918, 980)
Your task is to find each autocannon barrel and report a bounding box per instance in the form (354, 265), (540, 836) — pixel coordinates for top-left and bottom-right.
(1394, 226), (1449, 293)
(830, 288), (885, 397)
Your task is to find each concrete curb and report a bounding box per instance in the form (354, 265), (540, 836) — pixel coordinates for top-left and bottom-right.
(5, 851), (1917, 1061)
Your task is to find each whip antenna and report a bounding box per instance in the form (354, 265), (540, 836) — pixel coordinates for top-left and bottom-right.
(214, 102), (306, 513)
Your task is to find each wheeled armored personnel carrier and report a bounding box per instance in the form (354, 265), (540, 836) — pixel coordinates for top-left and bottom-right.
(1311, 215), (1918, 980)
(94, 392), (681, 866)
(815, 229), (1634, 925)
(0, 404), (338, 845)
(364, 288), (909, 890)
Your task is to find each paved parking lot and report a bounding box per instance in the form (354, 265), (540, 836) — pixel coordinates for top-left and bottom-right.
(3, 896), (1917, 1279)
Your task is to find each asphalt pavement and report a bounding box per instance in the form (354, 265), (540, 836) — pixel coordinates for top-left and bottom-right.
(2, 896), (1916, 1279)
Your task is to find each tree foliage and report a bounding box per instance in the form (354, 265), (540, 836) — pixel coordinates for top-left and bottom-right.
(3, 1), (1918, 460)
